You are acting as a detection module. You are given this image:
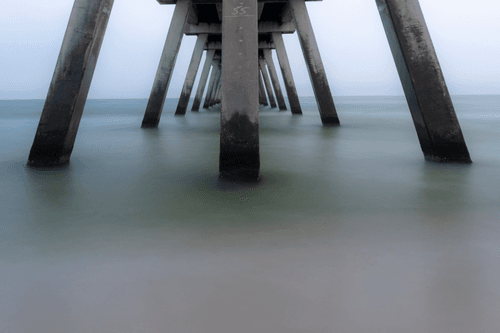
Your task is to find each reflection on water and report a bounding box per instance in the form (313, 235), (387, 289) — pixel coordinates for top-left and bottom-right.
(1, 97), (500, 333)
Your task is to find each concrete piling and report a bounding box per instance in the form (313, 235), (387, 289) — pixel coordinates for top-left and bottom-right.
(191, 49), (216, 111)
(210, 67), (220, 106)
(206, 66), (217, 107)
(215, 72), (222, 104)
(30, 0), (471, 175)
(209, 60), (222, 107)
(27, 0), (114, 167)
(272, 32), (302, 114)
(263, 49), (287, 110)
(209, 61), (220, 106)
(216, 61), (223, 104)
(259, 71), (269, 106)
(376, 0), (471, 162)
(203, 55), (220, 109)
(289, 0), (339, 125)
(220, 0), (260, 180)
(175, 34), (208, 115)
(141, 0), (191, 127)
(259, 54), (277, 108)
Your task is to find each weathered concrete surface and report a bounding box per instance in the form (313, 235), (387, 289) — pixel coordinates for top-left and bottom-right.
(208, 60), (222, 107)
(206, 64), (217, 107)
(28, 0), (114, 167)
(377, 0), (471, 163)
(184, 21), (296, 35)
(211, 60), (222, 106)
(215, 72), (222, 104)
(203, 56), (220, 108)
(290, 0), (339, 125)
(175, 34), (208, 115)
(211, 63), (222, 106)
(263, 49), (287, 110)
(272, 32), (302, 114)
(141, 0), (191, 127)
(220, 0), (260, 180)
(205, 39), (277, 51)
(259, 55), (277, 108)
(259, 71), (268, 106)
(191, 49), (215, 111)
(205, 69), (216, 107)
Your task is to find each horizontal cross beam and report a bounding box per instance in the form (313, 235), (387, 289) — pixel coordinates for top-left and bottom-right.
(184, 21), (295, 35)
(158, 0), (321, 4)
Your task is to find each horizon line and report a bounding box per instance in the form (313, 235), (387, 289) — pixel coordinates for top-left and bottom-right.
(3, 94), (500, 101)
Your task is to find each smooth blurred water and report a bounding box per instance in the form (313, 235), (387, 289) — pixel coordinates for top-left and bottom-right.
(1, 96), (500, 333)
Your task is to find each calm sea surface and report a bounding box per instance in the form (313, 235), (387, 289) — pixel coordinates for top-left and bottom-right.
(1, 96), (499, 333)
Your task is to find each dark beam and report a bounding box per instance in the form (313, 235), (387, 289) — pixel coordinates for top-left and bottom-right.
(220, 0), (260, 180)
(376, 0), (471, 162)
(141, 0), (191, 127)
(184, 21), (295, 35)
(272, 32), (302, 114)
(263, 48), (287, 110)
(175, 34), (208, 115)
(28, 0), (114, 167)
(290, 0), (339, 125)
(192, 49), (216, 111)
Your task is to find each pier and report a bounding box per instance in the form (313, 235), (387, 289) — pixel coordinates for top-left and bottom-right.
(27, 0), (471, 179)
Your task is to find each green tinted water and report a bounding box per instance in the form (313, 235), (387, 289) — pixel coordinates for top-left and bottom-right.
(1, 96), (499, 332)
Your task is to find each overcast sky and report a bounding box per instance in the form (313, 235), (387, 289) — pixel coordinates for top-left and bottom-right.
(1, 0), (499, 99)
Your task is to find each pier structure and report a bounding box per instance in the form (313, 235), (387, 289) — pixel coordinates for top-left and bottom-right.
(28, 0), (471, 180)
(185, 34), (290, 112)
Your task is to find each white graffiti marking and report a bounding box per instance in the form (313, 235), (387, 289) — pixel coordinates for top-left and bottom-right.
(231, 6), (250, 15)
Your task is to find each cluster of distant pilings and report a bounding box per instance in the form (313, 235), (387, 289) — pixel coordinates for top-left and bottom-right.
(173, 34), (293, 114)
(27, 0), (471, 181)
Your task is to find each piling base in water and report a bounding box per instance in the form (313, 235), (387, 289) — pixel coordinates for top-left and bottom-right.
(27, 0), (113, 167)
(219, 0), (260, 181)
(219, 168), (261, 182)
(376, 0), (471, 163)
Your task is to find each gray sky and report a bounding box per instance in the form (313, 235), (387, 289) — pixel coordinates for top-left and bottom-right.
(1, 0), (499, 99)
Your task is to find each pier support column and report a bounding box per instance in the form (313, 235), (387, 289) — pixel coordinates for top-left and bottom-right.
(216, 61), (223, 104)
(263, 49), (287, 110)
(27, 0), (114, 167)
(215, 62), (223, 105)
(215, 75), (222, 104)
(259, 54), (277, 108)
(175, 34), (208, 115)
(376, 0), (471, 162)
(272, 33), (302, 114)
(210, 71), (219, 106)
(141, 0), (191, 127)
(192, 49), (216, 111)
(259, 71), (268, 106)
(220, 0), (260, 180)
(290, 0), (339, 125)
(209, 61), (222, 107)
(203, 56), (220, 109)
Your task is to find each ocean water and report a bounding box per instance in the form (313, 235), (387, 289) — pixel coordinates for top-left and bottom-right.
(1, 96), (499, 333)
